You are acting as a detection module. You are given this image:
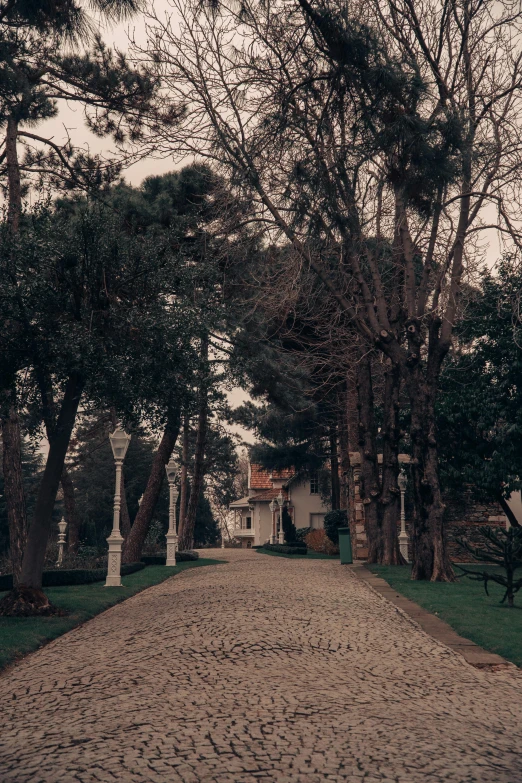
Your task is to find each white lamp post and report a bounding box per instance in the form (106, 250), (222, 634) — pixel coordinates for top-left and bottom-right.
(105, 426), (131, 587)
(398, 469), (409, 562)
(269, 499), (277, 544)
(56, 517), (68, 566)
(277, 491), (285, 544)
(165, 455), (179, 566)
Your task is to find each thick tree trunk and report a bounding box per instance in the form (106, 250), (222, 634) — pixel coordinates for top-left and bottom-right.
(379, 360), (404, 565)
(356, 355), (382, 562)
(329, 425), (340, 510)
(178, 414), (189, 532)
(0, 373), (85, 615)
(404, 364), (454, 581)
(61, 465), (80, 554)
(1, 398), (27, 586)
(337, 384), (350, 514)
(122, 408), (181, 564)
(178, 349), (209, 551)
(346, 370), (358, 542)
(19, 374), (84, 589)
(2, 118), (27, 586)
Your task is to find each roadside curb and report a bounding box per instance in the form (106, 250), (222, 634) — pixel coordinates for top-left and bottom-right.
(350, 563), (512, 670)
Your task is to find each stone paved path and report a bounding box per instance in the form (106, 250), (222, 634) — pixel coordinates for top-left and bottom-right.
(1, 549), (522, 783)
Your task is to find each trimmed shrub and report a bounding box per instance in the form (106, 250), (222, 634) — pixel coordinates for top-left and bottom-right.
(0, 561), (145, 591)
(262, 543), (308, 555)
(294, 527), (312, 542)
(281, 507), (298, 543)
(176, 550), (199, 561)
(140, 555), (166, 565)
(305, 529), (338, 555)
(141, 551), (200, 564)
(324, 509), (348, 545)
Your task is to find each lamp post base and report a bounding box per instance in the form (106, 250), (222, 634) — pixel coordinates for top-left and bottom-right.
(166, 532), (178, 566)
(105, 531), (124, 587)
(399, 532), (409, 562)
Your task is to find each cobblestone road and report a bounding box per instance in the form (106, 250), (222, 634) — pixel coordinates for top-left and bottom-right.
(1, 549), (522, 783)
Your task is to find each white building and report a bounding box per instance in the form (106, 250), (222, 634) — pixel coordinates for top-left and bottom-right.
(229, 463), (330, 548)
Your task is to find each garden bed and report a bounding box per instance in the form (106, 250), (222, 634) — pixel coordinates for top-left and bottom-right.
(369, 564), (522, 667)
(0, 559), (223, 672)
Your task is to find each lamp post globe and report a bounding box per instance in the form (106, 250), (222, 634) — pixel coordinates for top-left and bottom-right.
(165, 455), (179, 566)
(105, 427), (131, 587)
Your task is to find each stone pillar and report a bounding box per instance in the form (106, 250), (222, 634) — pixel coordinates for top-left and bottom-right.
(105, 460), (124, 587)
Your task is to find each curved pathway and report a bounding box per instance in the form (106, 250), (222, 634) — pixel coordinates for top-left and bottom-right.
(1, 549), (522, 782)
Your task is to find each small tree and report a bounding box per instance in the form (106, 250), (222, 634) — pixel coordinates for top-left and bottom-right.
(455, 527), (522, 608)
(323, 509), (348, 546)
(281, 507), (298, 544)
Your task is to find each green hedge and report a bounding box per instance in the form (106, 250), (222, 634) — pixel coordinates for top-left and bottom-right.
(141, 551), (199, 565)
(262, 543), (308, 555)
(0, 561), (145, 590)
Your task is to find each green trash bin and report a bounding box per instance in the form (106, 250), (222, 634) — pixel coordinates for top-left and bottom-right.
(338, 526), (353, 564)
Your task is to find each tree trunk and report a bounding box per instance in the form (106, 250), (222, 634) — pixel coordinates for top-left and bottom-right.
(337, 383), (350, 514)
(61, 465), (80, 554)
(356, 355), (382, 562)
(404, 363), (454, 581)
(122, 408), (181, 564)
(1, 397), (27, 586)
(178, 413), (189, 532)
(329, 424), (341, 511)
(120, 469), (132, 539)
(178, 343), (209, 551)
(0, 373), (85, 615)
(379, 360), (404, 565)
(346, 370), (358, 544)
(6, 115), (21, 232)
(1, 117), (27, 586)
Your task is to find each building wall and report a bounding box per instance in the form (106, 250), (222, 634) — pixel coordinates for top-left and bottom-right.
(288, 479), (329, 529)
(256, 503), (273, 545)
(444, 491), (507, 562)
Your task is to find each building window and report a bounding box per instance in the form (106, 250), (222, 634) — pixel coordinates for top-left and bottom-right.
(310, 473), (319, 494)
(246, 516), (252, 529)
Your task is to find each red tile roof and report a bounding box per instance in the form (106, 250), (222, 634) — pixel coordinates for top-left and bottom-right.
(249, 489), (289, 502)
(249, 464), (295, 489)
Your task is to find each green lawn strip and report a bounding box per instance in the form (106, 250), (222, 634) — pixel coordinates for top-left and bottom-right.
(256, 547), (335, 560)
(369, 564), (522, 667)
(0, 559), (223, 672)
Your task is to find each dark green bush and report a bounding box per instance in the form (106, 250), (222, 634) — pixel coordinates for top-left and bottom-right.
(294, 527), (311, 542)
(0, 561), (145, 591)
(324, 509), (348, 544)
(176, 550), (199, 561)
(262, 543), (308, 555)
(140, 555), (166, 565)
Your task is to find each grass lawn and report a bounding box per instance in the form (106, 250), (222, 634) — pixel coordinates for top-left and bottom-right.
(369, 564), (522, 667)
(0, 558), (223, 672)
(256, 547), (336, 560)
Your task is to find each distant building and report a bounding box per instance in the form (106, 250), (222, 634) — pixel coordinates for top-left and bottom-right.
(229, 463), (329, 548)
